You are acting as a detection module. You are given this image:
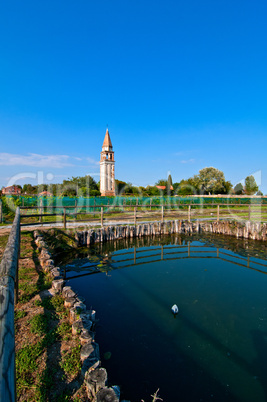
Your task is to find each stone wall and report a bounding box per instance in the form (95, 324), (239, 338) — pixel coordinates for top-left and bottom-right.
(75, 220), (267, 247)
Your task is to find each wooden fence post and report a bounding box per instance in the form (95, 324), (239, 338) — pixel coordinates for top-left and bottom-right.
(134, 207), (137, 225)
(150, 198), (152, 211)
(75, 200), (77, 220)
(39, 199), (43, 223)
(63, 207), (66, 229)
(188, 204), (191, 222)
(248, 204), (251, 222)
(161, 205), (164, 223)
(0, 199), (3, 223)
(15, 224), (20, 305)
(101, 207), (104, 227)
(217, 205), (220, 222)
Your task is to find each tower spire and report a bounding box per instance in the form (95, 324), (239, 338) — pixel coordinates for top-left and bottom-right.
(102, 127), (113, 149)
(100, 127), (115, 196)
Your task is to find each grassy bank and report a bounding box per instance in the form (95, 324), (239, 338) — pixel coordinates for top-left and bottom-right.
(4, 231), (88, 401)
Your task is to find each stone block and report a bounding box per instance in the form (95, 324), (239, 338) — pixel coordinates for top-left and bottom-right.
(64, 297), (77, 308)
(85, 367), (107, 399)
(52, 279), (65, 293)
(96, 387), (119, 402)
(79, 329), (93, 345)
(62, 286), (76, 299)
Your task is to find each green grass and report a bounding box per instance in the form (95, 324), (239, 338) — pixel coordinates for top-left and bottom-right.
(15, 310), (27, 320)
(14, 231), (86, 401)
(0, 234), (9, 248)
(38, 367), (57, 400)
(56, 322), (72, 341)
(35, 294), (65, 312)
(16, 342), (44, 389)
(18, 278), (39, 303)
(16, 233), (52, 305)
(41, 328), (58, 347)
(60, 345), (81, 377)
(29, 313), (48, 335)
(37, 270), (52, 292)
(50, 295), (65, 312)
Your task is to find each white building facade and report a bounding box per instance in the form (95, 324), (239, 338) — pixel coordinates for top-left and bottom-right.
(100, 128), (115, 196)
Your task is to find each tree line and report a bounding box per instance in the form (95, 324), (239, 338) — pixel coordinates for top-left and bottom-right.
(116, 168), (261, 196)
(1, 167), (262, 197)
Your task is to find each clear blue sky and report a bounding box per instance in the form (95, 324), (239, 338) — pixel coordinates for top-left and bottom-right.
(0, 0), (267, 192)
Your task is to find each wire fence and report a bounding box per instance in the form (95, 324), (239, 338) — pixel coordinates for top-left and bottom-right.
(4, 195), (267, 209)
(1, 195), (267, 225)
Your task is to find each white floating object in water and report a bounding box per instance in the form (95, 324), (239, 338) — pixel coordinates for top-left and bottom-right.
(171, 304), (179, 314)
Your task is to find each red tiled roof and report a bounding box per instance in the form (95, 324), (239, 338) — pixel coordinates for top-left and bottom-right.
(38, 191), (52, 196)
(102, 128), (113, 148)
(156, 185), (173, 190)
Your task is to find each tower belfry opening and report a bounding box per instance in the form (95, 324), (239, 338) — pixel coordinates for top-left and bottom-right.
(100, 128), (115, 196)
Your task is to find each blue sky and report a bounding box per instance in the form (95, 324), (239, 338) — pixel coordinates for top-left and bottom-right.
(0, 0), (267, 192)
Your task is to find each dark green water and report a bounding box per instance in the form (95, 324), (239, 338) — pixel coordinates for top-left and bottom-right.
(65, 234), (267, 402)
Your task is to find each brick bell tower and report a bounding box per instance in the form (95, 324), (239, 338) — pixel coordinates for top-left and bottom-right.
(100, 128), (115, 196)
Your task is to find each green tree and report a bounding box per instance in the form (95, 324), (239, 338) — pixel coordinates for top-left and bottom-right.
(244, 175), (259, 195)
(62, 175), (100, 196)
(174, 179), (196, 195)
(48, 183), (62, 196)
(115, 180), (141, 195)
(115, 180), (128, 195)
(155, 179), (168, 187)
(22, 184), (38, 194)
(37, 184), (48, 194)
(191, 167), (232, 195)
(234, 183), (244, 195)
(146, 186), (161, 196)
(167, 174), (173, 196)
(172, 182), (180, 193)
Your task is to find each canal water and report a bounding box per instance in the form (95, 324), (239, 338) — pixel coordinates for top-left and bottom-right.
(63, 234), (267, 401)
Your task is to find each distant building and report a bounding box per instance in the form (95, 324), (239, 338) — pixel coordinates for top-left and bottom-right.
(100, 128), (115, 196)
(2, 185), (21, 195)
(38, 191), (53, 197)
(156, 185), (174, 190)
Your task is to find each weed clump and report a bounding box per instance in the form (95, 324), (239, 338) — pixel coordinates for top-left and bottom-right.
(60, 345), (82, 376)
(30, 313), (48, 335)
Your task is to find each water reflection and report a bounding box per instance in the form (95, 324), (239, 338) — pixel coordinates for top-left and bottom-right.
(62, 234), (267, 401)
(62, 233), (267, 280)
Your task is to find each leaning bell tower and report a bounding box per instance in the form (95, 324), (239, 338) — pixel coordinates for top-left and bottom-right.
(100, 128), (116, 196)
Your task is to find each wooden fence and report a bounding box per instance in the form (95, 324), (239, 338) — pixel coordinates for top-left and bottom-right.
(0, 208), (20, 402)
(18, 203), (267, 228)
(0, 200), (3, 224)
